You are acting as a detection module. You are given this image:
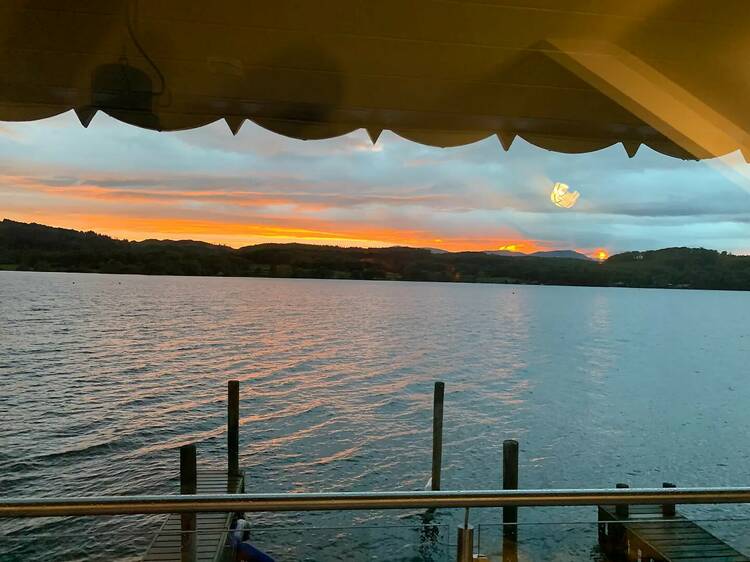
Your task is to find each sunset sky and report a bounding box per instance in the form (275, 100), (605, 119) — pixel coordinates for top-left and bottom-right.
(3, 110), (750, 257)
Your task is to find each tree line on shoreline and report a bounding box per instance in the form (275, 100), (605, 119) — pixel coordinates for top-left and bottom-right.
(2, 219), (750, 290)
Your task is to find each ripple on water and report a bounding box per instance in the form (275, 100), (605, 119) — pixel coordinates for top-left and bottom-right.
(2, 273), (750, 560)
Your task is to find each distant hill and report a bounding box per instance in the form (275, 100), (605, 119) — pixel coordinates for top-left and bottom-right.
(483, 249), (591, 260)
(422, 247), (450, 254)
(529, 250), (592, 260)
(484, 249), (527, 257)
(2, 219), (750, 290)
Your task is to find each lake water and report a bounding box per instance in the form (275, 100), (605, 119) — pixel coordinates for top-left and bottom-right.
(2, 271), (750, 561)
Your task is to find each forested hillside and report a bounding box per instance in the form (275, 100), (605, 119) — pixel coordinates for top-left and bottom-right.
(2, 219), (750, 290)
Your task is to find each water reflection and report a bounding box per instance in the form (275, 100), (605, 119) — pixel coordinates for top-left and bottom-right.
(2, 273), (750, 559)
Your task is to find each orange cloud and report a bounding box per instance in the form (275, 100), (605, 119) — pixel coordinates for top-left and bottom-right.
(41, 185), (315, 209)
(1, 171), (554, 253)
(5, 178), (326, 210)
(4, 173), (454, 212)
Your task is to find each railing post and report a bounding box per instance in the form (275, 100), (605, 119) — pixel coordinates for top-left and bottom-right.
(180, 444), (197, 562)
(228, 380), (240, 478)
(662, 482), (676, 516)
(502, 439), (519, 539)
(431, 381), (444, 491)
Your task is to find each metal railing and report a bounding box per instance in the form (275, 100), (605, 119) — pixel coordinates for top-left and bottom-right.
(3, 486), (750, 518)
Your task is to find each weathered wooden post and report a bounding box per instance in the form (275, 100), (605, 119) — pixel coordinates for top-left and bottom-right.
(228, 380), (240, 478)
(502, 439), (519, 539)
(502, 536), (518, 562)
(597, 504), (608, 551)
(662, 482), (676, 516)
(615, 483), (629, 518)
(180, 444), (197, 562)
(431, 381), (444, 491)
(610, 482), (630, 560)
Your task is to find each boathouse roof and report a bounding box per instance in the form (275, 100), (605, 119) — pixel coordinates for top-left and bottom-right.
(0, 1), (747, 159)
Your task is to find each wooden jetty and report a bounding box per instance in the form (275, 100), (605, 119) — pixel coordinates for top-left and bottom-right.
(142, 381), (245, 562)
(131, 380), (749, 562)
(142, 469), (245, 562)
(598, 485), (749, 562)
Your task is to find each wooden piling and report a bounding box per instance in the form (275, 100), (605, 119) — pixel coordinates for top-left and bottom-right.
(608, 483), (629, 559)
(228, 380), (240, 478)
(502, 536), (519, 562)
(431, 381), (444, 491)
(662, 482), (676, 516)
(502, 439), (519, 539)
(180, 444), (197, 562)
(615, 483), (629, 518)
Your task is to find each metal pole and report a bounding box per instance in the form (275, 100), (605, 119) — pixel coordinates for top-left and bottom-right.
(431, 381), (445, 491)
(228, 380), (240, 478)
(456, 524), (474, 562)
(6, 487), (750, 518)
(502, 439), (519, 539)
(180, 444), (197, 562)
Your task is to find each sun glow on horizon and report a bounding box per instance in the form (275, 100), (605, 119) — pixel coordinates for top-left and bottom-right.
(497, 241), (547, 254)
(5, 211), (556, 253)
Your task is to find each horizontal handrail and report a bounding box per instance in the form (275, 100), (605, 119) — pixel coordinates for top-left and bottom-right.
(3, 487), (750, 518)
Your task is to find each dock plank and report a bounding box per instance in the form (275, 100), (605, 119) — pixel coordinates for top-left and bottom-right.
(142, 469), (244, 562)
(598, 504), (749, 562)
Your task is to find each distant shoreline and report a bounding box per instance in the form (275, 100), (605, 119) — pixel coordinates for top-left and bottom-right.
(1, 260), (747, 294)
(3, 219), (750, 291)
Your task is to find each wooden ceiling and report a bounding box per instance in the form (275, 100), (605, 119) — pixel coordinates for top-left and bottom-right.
(1, 0), (748, 159)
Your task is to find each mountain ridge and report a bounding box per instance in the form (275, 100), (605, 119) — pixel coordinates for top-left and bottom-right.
(2, 219), (749, 291)
(483, 249), (592, 260)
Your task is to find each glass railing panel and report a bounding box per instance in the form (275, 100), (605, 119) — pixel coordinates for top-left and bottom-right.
(476, 520), (604, 561)
(248, 522), (451, 562)
(0, 521), (451, 562)
(1, 528), (156, 562)
(2, 505), (750, 561)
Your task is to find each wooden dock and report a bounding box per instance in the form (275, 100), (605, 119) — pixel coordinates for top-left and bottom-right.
(598, 503), (749, 562)
(130, 381), (748, 562)
(142, 469), (245, 562)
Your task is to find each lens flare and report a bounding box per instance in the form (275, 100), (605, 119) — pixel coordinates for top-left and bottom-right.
(550, 182), (580, 208)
